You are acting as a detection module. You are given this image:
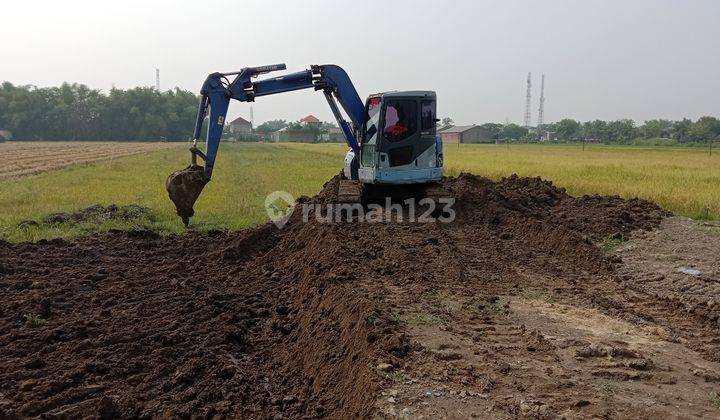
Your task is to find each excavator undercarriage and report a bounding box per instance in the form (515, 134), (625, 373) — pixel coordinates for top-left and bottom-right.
(337, 178), (451, 206)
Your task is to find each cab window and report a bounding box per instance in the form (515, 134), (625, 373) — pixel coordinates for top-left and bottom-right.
(362, 96), (381, 144)
(421, 100), (436, 134)
(383, 99), (417, 141)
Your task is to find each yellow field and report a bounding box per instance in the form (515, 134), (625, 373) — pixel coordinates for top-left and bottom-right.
(1, 142), (718, 241)
(283, 142), (720, 220)
(2, 141), (182, 179)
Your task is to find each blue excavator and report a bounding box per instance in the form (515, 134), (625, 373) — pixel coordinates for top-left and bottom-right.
(167, 64), (446, 225)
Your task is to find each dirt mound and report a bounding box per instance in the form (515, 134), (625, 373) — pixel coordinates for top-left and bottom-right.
(446, 173), (669, 240)
(0, 173), (693, 418)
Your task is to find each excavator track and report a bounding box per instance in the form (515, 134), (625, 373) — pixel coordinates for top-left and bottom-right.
(419, 183), (453, 202)
(414, 183), (454, 220)
(334, 180), (454, 222)
(337, 179), (363, 203)
(341, 181), (452, 206)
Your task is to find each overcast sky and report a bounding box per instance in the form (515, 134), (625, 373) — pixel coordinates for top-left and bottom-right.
(2, 0), (719, 126)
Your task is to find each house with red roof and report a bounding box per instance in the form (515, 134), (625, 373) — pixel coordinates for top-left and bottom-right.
(227, 116), (253, 134)
(300, 115), (321, 127)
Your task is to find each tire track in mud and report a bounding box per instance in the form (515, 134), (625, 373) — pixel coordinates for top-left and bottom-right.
(370, 175), (720, 418)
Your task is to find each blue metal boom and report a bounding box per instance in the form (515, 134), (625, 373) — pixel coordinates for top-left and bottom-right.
(189, 64), (365, 180)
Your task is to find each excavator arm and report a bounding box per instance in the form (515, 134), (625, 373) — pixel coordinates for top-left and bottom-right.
(167, 64), (366, 225)
(192, 64), (363, 179)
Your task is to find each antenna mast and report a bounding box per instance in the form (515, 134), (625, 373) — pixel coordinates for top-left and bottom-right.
(523, 72), (532, 128)
(155, 68), (160, 92)
(537, 74), (545, 129)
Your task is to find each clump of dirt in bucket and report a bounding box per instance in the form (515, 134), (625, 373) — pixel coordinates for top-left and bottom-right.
(166, 165), (208, 226)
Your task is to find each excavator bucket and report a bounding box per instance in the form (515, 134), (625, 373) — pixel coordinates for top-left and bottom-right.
(166, 165), (208, 226)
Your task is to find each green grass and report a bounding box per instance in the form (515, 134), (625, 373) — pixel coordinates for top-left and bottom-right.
(23, 314), (47, 328)
(1, 143), (339, 241)
(601, 236), (626, 254)
(2, 142), (719, 242)
(284, 142), (720, 221)
(710, 392), (720, 410)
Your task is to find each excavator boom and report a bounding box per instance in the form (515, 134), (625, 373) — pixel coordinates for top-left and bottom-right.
(167, 64), (365, 225)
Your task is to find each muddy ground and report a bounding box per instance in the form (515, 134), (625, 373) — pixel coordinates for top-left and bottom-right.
(1, 174), (719, 418)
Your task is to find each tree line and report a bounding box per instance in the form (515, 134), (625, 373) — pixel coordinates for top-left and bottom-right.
(455, 117), (720, 144)
(254, 119), (336, 134)
(0, 82), (199, 141)
(544, 117), (720, 144)
(2, 81), (719, 144)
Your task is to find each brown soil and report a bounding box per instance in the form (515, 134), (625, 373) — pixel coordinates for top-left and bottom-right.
(2, 173), (719, 418)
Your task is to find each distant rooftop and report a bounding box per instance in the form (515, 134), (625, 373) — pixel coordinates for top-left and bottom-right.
(439, 125), (476, 133)
(228, 116), (251, 126)
(300, 115), (320, 123)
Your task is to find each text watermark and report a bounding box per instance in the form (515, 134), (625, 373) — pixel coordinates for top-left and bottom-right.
(264, 191), (455, 229)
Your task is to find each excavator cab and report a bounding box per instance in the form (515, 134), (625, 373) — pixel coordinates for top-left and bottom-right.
(355, 91), (443, 185)
(338, 91), (446, 203)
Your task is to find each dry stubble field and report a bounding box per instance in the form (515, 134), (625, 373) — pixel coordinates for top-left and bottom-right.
(1, 142), (181, 179)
